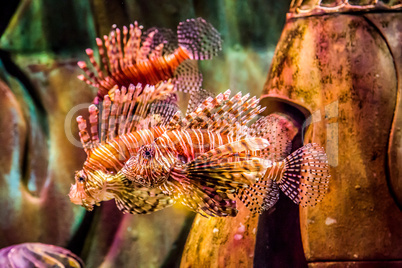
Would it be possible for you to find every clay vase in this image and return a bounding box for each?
[261,1,402,266]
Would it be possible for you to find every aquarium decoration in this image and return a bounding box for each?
[0,243,84,268]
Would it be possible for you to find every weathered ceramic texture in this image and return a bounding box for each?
[309,261,402,267]
[289,0,402,17]
[261,12,402,261]
[0,243,84,268]
[180,202,258,268]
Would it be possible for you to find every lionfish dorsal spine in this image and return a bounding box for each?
[100,95,111,143]
[107,89,120,141]
[77,116,92,154]
[85,48,104,80]
[122,84,139,134]
[96,37,111,76]
[138,30,157,62]
[118,86,131,136]
[88,104,100,146]
[166,89,263,139]
[77,61,99,89]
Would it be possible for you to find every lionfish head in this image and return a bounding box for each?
[69,170,107,211]
[121,143,171,188]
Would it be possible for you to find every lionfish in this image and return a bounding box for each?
[69,82,330,217]
[69,81,178,213]
[77,17,221,103]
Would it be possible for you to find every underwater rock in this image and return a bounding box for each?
[0,243,84,268]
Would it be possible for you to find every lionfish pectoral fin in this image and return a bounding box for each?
[249,114,293,162]
[162,168,238,217]
[276,143,330,207]
[114,188,174,214]
[173,60,203,95]
[142,27,177,55]
[177,17,222,60]
[236,179,280,214]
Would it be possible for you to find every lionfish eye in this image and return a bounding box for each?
[78,177,85,183]
[141,145,154,159]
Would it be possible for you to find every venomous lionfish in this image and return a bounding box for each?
[69,81,178,213]
[69,83,330,217]
[77,17,221,103]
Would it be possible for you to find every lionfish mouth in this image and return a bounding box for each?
[68,184,94,211]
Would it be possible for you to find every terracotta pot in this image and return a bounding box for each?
[261,2,402,266]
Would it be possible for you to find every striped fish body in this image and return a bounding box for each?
[83,126,167,174]
[156,129,247,162]
[121,129,269,188]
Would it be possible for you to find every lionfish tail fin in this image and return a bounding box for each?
[250,114,293,162]
[278,143,330,207]
[177,17,222,60]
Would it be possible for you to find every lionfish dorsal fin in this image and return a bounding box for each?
[77,81,177,152]
[160,168,238,217]
[186,87,214,115]
[77,115,92,155]
[169,90,263,136]
[164,89,227,131]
